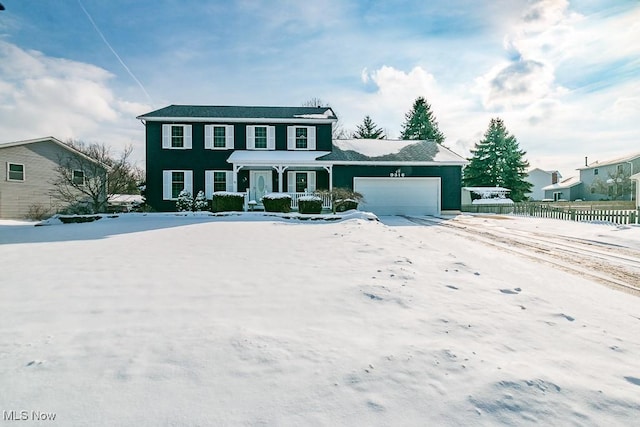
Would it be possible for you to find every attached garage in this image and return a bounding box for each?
[354,177,441,216]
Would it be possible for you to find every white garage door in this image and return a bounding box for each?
[354,177,441,216]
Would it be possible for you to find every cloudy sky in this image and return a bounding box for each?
[1,0,638,177]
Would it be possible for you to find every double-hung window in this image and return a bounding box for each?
[246,126,275,150]
[162,125,192,149]
[204,170,234,198]
[287,126,316,150]
[162,170,193,200]
[7,163,24,181]
[205,125,234,149]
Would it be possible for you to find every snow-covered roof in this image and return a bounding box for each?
[630,172,640,181]
[578,152,640,170]
[227,150,331,165]
[462,187,511,193]
[319,139,466,164]
[542,176,582,190]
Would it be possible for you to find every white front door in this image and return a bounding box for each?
[251,171,272,203]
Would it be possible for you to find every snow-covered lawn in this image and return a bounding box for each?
[1,213,639,426]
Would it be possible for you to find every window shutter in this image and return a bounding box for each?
[184,125,192,149]
[226,171,234,192]
[184,170,193,194]
[287,171,295,193]
[162,125,171,149]
[267,126,276,150]
[246,126,255,150]
[308,127,316,150]
[204,125,213,149]
[205,171,214,198]
[287,126,295,150]
[308,171,316,192]
[226,125,235,149]
[163,171,173,200]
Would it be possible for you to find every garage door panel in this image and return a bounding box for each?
[354,177,440,216]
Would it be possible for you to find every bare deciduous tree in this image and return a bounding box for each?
[301,97,348,139]
[51,140,142,213]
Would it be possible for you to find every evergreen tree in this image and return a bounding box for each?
[463,118,532,202]
[193,190,208,211]
[176,189,194,211]
[400,97,445,143]
[352,115,386,139]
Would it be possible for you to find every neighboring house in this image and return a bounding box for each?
[0,137,107,219]
[526,168,561,201]
[578,153,640,201]
[137,105,467,216]
[630,173,640,209]
[542,176,583,201]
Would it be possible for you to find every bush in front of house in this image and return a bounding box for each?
[176,189,194,211]
[298,195,323,214]
[212,192,244,212]
[193,190,208,211]
[263,193,291,213]
[335,198,359,212]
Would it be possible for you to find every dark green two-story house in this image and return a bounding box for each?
[137,105,466,215]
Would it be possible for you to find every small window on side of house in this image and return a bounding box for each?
[73,170,85,185]
[7,163,25,181]
[617,164,624,174]
[594,168,598,176]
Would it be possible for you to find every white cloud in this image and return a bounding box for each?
[0,41,149,164]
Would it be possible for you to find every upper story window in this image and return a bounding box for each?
[162,124,192,150]
[287,126,316,150]
[7,163,24,181]
[246,125,275,150]
[617,164,624,174]
[72,170,85,186]
[205,125,234,149]
[594,168,599,175]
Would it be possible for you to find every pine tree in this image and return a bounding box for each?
[352,115,385,139]
[193,190,208,211]
[463,118,532,202]
[176,189,194,211]
[400,97,445,143]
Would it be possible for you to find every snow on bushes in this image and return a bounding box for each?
[263,193,291,213]
[212,192,245,212]
[298,195,323,214]
[176,190,194,212]
[193,190,209,211]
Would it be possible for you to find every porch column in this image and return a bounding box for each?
[233,164,243,192]
[275,165,286,193]
[323,165,333,191]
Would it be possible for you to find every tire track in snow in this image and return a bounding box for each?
[402,216,640,295]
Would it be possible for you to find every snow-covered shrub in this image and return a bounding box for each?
[212,192,244,212]
[298,195,323,214]
[193,190,209,211]
[176,189,194,212]
[335,199,359,212]
[262,193,291,213]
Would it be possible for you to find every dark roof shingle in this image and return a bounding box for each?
[137,105,337,120]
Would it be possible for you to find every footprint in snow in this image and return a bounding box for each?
[446,285,459,290]
[624,376,640,386]
[364,292,383,301]
[499,288,521,294]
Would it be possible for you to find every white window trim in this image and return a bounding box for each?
[246,125,276,150]
[205,170,234,198]
[205,125,235,150]
[162,124,193,150]
[287,126,316,151]
[162,170,193,200]
[287,171,316,193]
[7,162,25,182]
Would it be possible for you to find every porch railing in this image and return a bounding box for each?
[244,191,332,210]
